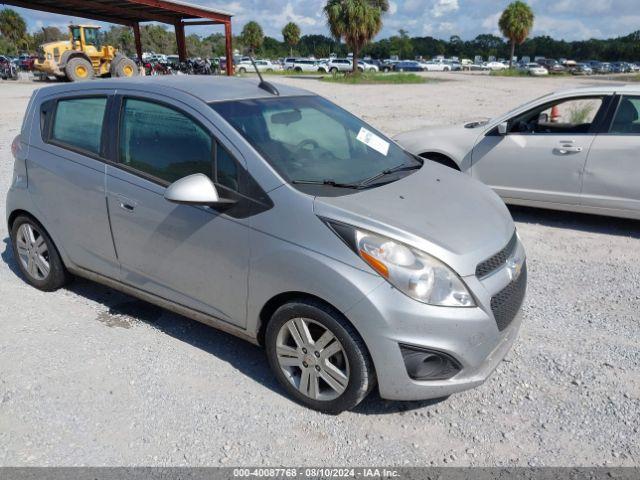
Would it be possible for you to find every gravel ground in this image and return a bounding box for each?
[0,73,638,467]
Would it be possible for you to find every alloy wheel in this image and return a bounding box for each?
[275,317,350,401]
[16,223,50,281]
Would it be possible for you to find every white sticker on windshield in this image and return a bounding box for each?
[356,127,390,156]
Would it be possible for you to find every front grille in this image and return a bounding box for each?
[490,263,527,331]
[476,232,517,279]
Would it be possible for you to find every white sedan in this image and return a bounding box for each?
[419,61,452,72]
[521,62,548,76]
[236,60,281,73]
[485,61,507,71]
[394,86,640,220]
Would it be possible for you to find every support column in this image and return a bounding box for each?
[224,21,233,76]
[175,22,187,62]
[133,22,142,62]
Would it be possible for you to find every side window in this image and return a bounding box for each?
[51,97,107,155]
[119,98,213,184]
[215,144,239,191]
[610,96,640,134]
[509,97,604,134]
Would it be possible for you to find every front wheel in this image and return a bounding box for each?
[265,300,375,414]
[65,57,94,82]
[10,216,69,291]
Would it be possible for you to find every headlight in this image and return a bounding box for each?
[325,221,475,307]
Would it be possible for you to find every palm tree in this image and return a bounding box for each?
[241,21,264,55]
[0,9,27,50]
[282,22,301,57]
[324,0,389,73]
[498,1,534,69]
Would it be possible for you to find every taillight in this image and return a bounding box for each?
[11,134,21,159]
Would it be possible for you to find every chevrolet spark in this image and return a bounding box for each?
[7,76,526,413]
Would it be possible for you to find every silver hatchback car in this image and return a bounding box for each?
[6,76,526,413]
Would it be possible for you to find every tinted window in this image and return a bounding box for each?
[52,97,107,155]
[119,99,212,183]
[216,144,239,191]
[610,96,640,134]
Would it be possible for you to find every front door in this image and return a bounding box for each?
[582,95,640,215]
[471,95,609,205]
[105,95,250,327]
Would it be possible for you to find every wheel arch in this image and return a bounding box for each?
[59,50,91,69]
[418,151,461,171]
[258,291,346,346]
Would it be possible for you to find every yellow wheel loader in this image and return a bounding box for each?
[34,25,138,82]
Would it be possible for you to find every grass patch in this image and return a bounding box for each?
[320,72,430,84]
[489,69,530,77]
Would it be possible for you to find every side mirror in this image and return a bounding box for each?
[497,121,508,135]
[164,173,234,206]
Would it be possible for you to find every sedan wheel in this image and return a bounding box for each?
[265,300,375,413]
[11,216,69,291]
[16,223,50,281]
[276,317,350,401]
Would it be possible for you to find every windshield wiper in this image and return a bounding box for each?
[292,179,362,189]
[357,161,423,187]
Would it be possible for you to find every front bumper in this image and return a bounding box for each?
[345,241,526,401]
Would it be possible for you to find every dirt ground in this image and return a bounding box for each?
[0,72,638,467]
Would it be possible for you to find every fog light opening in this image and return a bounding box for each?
[400,344,461,381]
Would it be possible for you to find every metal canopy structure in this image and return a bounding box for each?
[3,0,234,75]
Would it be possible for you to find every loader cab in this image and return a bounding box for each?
[70,25,102,51]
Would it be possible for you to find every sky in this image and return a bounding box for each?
[7,0,640,42]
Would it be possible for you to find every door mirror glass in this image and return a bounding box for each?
[538,112,549,124]
[497,121,508,135]
[164,173,224,206]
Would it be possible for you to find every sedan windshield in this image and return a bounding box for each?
[210,96,419,189]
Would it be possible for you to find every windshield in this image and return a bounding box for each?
[210,96,419,188]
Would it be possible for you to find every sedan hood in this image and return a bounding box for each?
[313,161,514,277]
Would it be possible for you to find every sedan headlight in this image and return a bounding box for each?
[325,221,475,307]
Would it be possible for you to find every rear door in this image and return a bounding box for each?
[28,90,119,278]
[581,95,640,215]
[104,92,252,327]
[471,95,611,205]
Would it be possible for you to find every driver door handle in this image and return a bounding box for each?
[557,146,583,154]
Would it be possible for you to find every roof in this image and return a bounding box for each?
[35,76,313,103]
[4,0,233,26]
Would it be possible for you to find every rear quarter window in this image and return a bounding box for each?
[50,97,107,155]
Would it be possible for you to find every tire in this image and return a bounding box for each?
[65,57,94,82]
[10,215,69,292]
[114,57,138,78]
[330,67,338,74]
[238,67,246,74]
[265,299,376,414]
[294,67,302,72]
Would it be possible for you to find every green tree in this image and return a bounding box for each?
[241,21,264,55]
[0,8,27,51]
[498,0,535,68]
[282,21,301,57]
[324,0,389,72]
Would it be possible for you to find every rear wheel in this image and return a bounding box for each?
[238,67,247,74]
[65,57,94,82]
[265,299,375,414]
[10,216,69,291]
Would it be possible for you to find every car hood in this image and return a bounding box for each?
[313,161,514,277]
[393,123,485,168]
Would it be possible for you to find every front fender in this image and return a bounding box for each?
[245,231,385,336]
